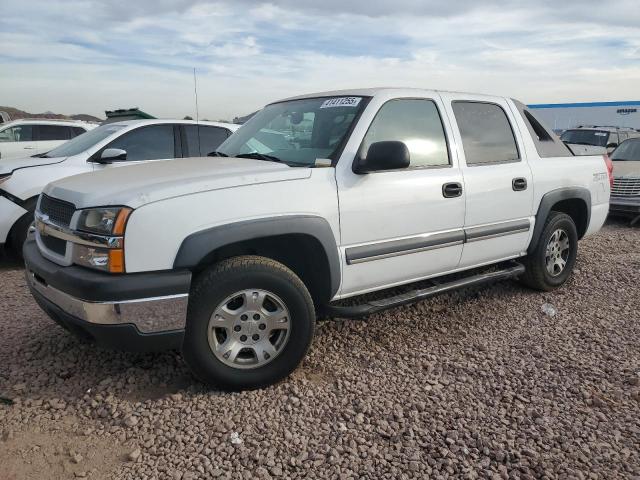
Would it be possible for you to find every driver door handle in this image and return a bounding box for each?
[442,182,463,198]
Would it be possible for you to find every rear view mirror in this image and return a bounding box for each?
[354,141,410,174]
[97,148,127,163]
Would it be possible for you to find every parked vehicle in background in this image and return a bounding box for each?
[560,125,640,156]
[0,119,95,160]
[23,88,610,390]
[609,138,640,225]
[0,119,238,257]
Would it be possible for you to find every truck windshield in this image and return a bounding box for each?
[560,129,610,147]
[611,139,640,161]
[216,96,369,166]
[42,125,125,158]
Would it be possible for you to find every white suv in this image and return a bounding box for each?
[0,119,239,257]
[0,119,95,160]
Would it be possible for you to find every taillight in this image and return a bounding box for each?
[603,154,614,188]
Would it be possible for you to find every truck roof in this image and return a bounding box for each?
[278,87,507,103]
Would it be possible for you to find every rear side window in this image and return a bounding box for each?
[37,125,71,141]
[452,102,519,165]
[183,125,230,157]
[107,124,176,161]
[609,132,619,146]
[199,126,229,156]
[360,99,450,167]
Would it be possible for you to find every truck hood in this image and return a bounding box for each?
[613,160,640,177]
[0,155,67,175]
[44,156,313,209]
[565,143,606,156]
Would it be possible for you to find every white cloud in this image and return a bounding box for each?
[0,0,638,120]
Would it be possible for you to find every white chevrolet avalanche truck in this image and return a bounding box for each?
[23,88,611,390]
[0,119,238,258]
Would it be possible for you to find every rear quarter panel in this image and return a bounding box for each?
[507,99,610,237]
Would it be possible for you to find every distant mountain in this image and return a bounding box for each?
[0,106,102,123]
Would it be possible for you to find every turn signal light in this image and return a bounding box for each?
[108,249,125,273]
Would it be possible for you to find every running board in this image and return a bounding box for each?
[324,262,525,318]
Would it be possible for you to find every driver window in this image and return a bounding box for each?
[361,99,450,168]
[0,126,34,143]
[107,125,175,161]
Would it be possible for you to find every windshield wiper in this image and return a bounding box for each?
[207,151,229,157]
[235,152,282,163]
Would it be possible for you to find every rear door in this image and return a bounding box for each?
[336,95,465,297]
[34,124,72,154]
[440,94,534,268]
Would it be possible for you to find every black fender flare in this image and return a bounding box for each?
[173,215,342,297]
[528,187,591,254]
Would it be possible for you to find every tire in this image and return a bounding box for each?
[182,255,315,390]
[8,210,35,261]
[520,211,578,291]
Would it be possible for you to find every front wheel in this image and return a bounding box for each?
[182,256,315,390]
[520,211,578,291]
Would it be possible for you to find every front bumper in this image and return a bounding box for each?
[23,239,192,352]
[609,196,640,216]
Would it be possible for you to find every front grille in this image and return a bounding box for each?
[612,177,640,197]
[41,235,67,256]
[39,194,76,227]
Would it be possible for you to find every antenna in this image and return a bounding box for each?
[193,67,200,123]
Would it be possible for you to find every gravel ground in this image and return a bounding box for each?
[1,220,639,480]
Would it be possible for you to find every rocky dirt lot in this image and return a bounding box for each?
[1,220,639,480]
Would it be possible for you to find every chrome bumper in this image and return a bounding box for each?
[27,270,188,334]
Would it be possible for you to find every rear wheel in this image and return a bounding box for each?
[182,256,315,390]
[520,211,578,291]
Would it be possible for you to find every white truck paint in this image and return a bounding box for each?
[25,88,611,389]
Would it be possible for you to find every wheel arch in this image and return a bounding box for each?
[6,194,39,251]
[528,187,591,254]
[173,215,341,304]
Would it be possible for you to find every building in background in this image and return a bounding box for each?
[528,101,640,133]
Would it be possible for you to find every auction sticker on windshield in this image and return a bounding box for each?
[320,97,362,108]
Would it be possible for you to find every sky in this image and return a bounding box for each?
[1,0,639,120]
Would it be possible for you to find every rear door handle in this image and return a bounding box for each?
[23,146,35,150]
[512,177,528,191]
[442,182,463,198]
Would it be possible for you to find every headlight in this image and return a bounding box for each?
[77,207,131,235]
[73,207,131,273]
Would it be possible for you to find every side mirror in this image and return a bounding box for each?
[606,142,618,152]
[97,148,127,163]
[354,141,410,174]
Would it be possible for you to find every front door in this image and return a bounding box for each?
[336,95,465,297]
[440,93,534,268]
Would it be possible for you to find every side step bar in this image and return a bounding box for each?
[324,262,525,318]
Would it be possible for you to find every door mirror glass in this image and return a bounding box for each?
[354,141,410,173]
[99,148,127,162]
[606,142,618,153]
